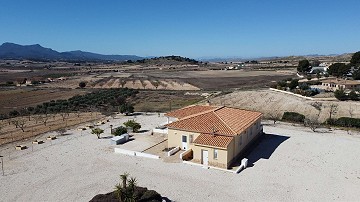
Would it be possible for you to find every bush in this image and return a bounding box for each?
[277,80,287,88]
[113,126,127,136]
[120,103,134,115]
[333,117,360,128]
[348,90,358,101]
[79,81,86,88]
[288,79,299,90]
[334,89,347,101]
[123,120,141,132]
[282,112,305,123]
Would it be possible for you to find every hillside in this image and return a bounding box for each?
[0,42,143,62]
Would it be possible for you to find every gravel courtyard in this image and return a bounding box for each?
[1,114,360,202]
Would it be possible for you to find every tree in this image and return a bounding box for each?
[39,114,49,126]
[267,110,282,124]
[123,120,141,132]
[120,80,127,88]
[91,128,104,139]
[79,81,86,88]
[352,69,360,80]
[120,103,134,115]
[56,128,66,136]
[316,72,321,80]
[327,63,350,78]
[288,79,299,90]
[350,51,360,65]
[334,89,347,101]
[113,126,127,136]
[311,60,321,67]
[348,104,355,118]
[297,60,311,73]
[328,103,338,120]
[9,110,19,117]
[151,80,161,90]
[12,118,27,132]
[304,116,321,132]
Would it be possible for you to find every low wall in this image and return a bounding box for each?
[180,149,193,160]
[167,146,180,156]
[114,148,136,156]
[135,152,160,159]
[152,128,168,134]
[269,88,314,100]
[114,148,160,159]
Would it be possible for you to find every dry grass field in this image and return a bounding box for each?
[209,89,360,122]
[132,91,204,112]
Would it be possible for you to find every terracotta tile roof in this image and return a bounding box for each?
[214,107,262,134]
[193,133,233,149]
[166,110,235,135]
[164,105,218,119]
[166,105,262,136]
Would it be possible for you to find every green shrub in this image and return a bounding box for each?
[334,117,360,128]
[282,112,305,123]
[123,120,141,132]
[113,126,127,136]
[334,89,347,101]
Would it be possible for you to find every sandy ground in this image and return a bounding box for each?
[1,114,360,201]
[210,89,360,122]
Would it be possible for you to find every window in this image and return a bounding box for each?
[214,149,218,159]
[182,135,187,143]
[189,134,193,143]
[239,135,242,145]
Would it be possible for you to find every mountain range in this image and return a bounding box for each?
[0,42,143,62]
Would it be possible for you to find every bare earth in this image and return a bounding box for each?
[1,113,360,201]
[210,89,360,122]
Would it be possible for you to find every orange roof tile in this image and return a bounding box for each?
[166,105,262,136]
[193,133,233,149]
[214,107,262,134]
[164,105,218,119]
[166,111,235,135]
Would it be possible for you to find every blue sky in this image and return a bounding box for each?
[0,0,359,58]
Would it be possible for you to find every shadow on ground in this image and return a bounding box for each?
[230,133,289,169]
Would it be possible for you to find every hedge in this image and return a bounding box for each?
[282,112,305,123]
[329,117,360,128]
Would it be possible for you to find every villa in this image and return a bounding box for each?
[321,79,360,91]
[165,105,263,169]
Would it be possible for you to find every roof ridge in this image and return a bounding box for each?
[177,106,222,120]
[212,109,237,135]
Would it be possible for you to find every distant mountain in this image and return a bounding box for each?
[0,42,143,61]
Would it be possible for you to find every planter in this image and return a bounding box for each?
[32,140,45,144]
[15,145,27,150]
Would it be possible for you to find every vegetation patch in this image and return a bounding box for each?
[282,112,306,123]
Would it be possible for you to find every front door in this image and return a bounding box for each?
[182,135,188,150]
[202,150,209,166]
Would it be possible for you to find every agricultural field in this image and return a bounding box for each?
[0,88,87,114]
[0,112,103,145]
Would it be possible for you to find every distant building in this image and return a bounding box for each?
[321,79,360,91]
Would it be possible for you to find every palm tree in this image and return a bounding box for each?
[115,172,137,202]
